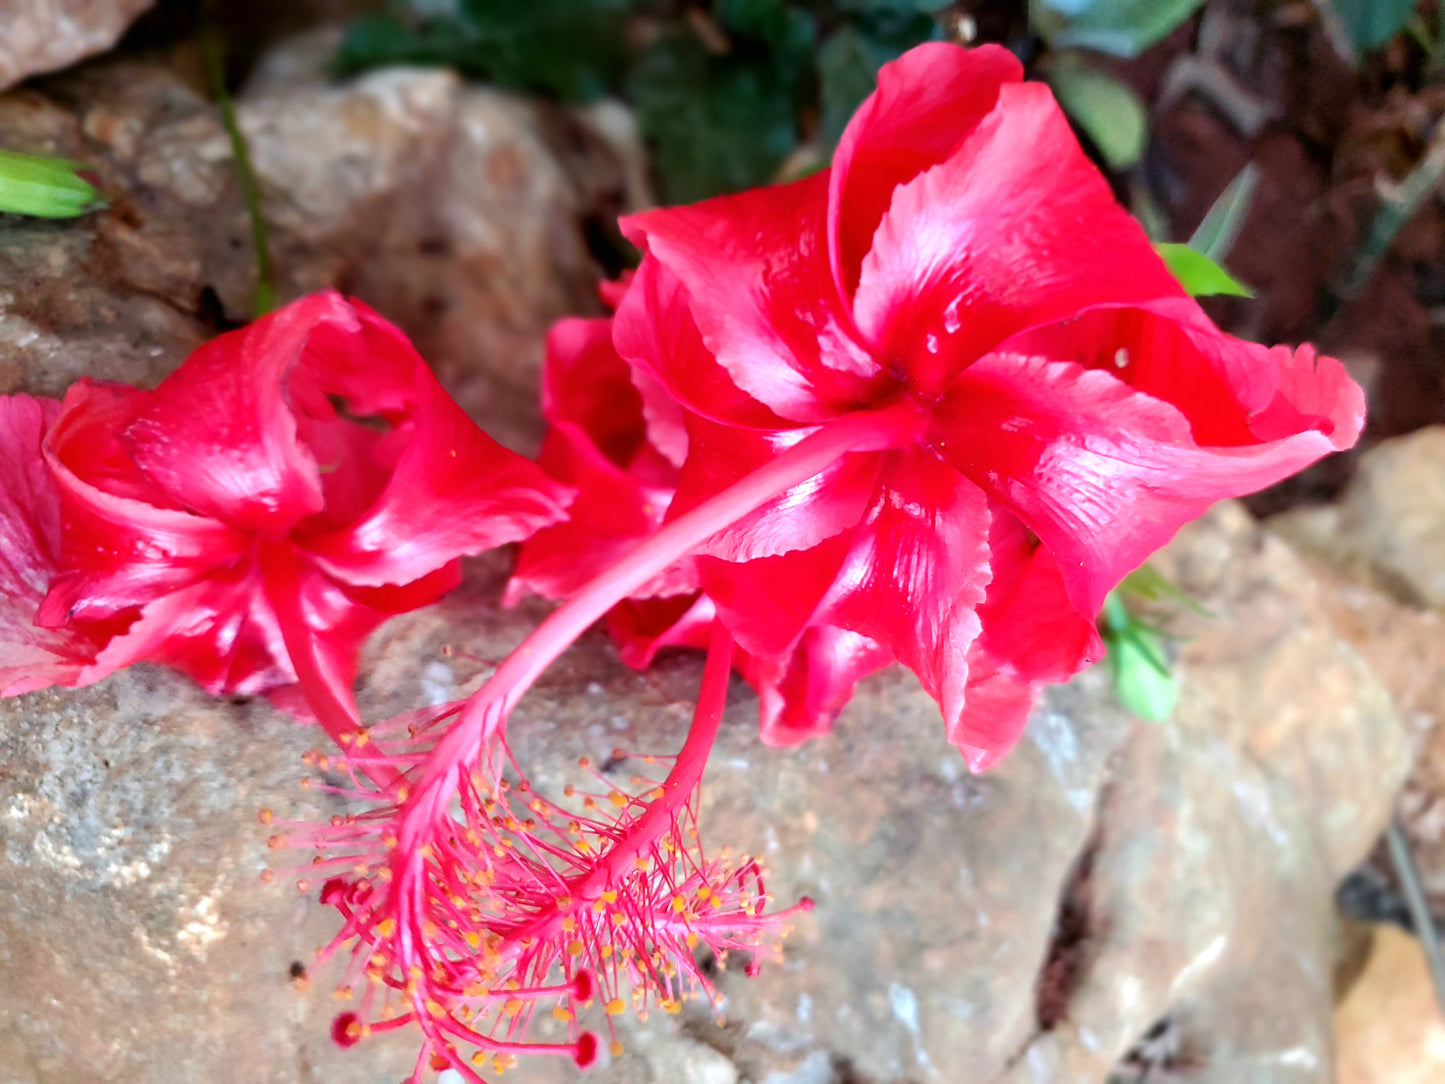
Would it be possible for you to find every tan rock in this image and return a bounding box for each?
[1336,925,1445,1084]
[0,0,153,91]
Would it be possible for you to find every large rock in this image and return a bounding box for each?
[999,502,1409,1084]
[0,0,153,91]
[1270,430,1445,915]
[0,503,1409,1083]
[1,38,627,451]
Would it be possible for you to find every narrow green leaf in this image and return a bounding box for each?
[1189,162,1259,262]
[0,150,102,219]
[1155,242,1253,297]
[1047,61,1147,170]
[1118,564,1212,617]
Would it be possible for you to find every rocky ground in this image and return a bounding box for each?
[2,3,1445,1083]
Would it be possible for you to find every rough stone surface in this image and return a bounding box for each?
[1000,502,1409,1084]
[0,503,1410,1083]
[1270,430,1445,917]
[0,0,153,91]
[1272,427,1445,609]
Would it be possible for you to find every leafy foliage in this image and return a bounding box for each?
[1030,0,1205,58]
[1328,0,1418,54]
[1100,592,1179,722]
[336,0,944,202]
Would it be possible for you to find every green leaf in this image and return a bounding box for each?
[1154,242,1253,297]
[818,26,889,148]
[1107,624,1179,721]
[1327,0,1417,53]
[836,0,946,13]
[1031,0,1205,58]
[1046,59,1147,170]
[336,0,630,102]
[626,32,799,202]
[1189,162,1259,262]
[0,150,103,219]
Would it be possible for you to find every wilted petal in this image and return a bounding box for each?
[829,41,1021,298]
[623,174,884,424]
[852,82,1182,396]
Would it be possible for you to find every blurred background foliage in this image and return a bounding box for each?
[334,0,1427,206]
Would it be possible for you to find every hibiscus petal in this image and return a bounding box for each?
[606,593,715,671]
[123,293,338,532]
[612,256,778,448]
[298,300,573,587]
[740,626,893,748]
[950,661,1038,774]
[670,414,884,562]
[0,395,103,695]
[829,41,1022,299]
[622,175,884,424]
[935,351,1359,618]
[697,533,854,661]
[944,507,1103,770]
[40,380,247,628]
[819,449,991,735]
[509,317,695,604]
[852,82,1183,397]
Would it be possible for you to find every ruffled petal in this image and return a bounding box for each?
[606,593,715,671]
[298,299,573,588]
[622,174,885,424]
[829,41,1022,299]
[852,82,1183,397]
[946,507,1103,771]
[670,413,884,563]
[0,395,105,695]
[509,317,694,604]
[821,448,992,736]
[612,257,777,447]
[123,294,337,533]
[40,380,248,628]
[934,349,1360,618]
[741,626,893,748]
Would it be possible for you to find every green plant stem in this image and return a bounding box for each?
[200,22,275,317]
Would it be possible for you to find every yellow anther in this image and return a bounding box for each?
[610,1041,624,1058]
[606,998,626,1015]
[375,918,396,938]
[567,940,584,957]
[608,791,627,808]
[671,895,686,914]
[552,1006,573,1022]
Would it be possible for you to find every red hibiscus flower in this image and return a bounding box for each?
[613,42,1364,769]
[508,300,892,746]
[0,292,570,750]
